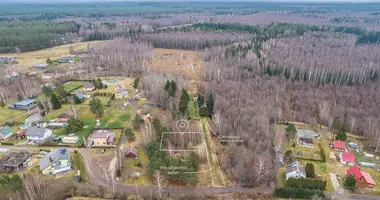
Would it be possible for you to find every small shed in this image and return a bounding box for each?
[125,147,138,158]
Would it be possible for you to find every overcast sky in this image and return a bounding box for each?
[4,0,380,2]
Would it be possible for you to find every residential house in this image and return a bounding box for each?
[0,151,33,172]
[125,147,138,158]
[88,130,115,147]
[346,165,376,188]
[285,161,306,180]
[56,57,74,63]
[20,113,44,130]
[332,140,346,151]
[348,142,362,152]
[26,126,52,142]
[32,63,48,70]
[115,89,129,99]
[83,82,95,91]
[8,99,37,110]
[0,126,13,140]
[40,148,71,176]
[298,137,313,146]
[340,152,356,166]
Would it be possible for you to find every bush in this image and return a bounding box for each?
[305,163,315,178]
[274,187,324,199]
[286,177,326,190]
[344,174,357,191]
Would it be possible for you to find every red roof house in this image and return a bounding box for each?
[346,165,376,188]
[340,152,356,166]
[333,140,346,150]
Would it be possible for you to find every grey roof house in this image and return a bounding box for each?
[40,148,71,176]
[83,82,95,91]
[26,126,53,142]
[8,99,37,111]
[56,57,74,63]
[0,151,33,172]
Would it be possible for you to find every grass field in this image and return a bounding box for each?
[146,48,201,94]
[0,41,104,71]
[64,81,83,92]
[71,152,88,183]
[123,147,151,186]
[0,107,31,124]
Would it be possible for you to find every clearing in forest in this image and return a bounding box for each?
[146,48,202,94]
[0,41,104,72]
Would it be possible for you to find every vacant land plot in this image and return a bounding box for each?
[122,147,151,186]
[0,107,31,124]
[64,81,83,92]
[0,41,104,71]
[146,48,201,94]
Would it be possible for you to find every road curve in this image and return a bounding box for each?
[6,145,380,199]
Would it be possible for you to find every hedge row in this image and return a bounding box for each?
[297,143,326,162]
[287,177,326,190]
[274,187,324,199]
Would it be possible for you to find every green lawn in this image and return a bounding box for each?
[188,100,201,120]
[0,107,31,124]
[63,81,83,92]
[123,148,151,186]
[71,152,88,182]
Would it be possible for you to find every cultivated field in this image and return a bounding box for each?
[1,41,104,71]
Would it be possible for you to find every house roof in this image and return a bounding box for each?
[361,171,376,185]
[24,113,43,124]
[57,57,73,62]
[347,165,376,185]
[26,126,48,137]
[299,137,313,144]
[75,93,85,99]
[286,161,306,176]
[0,126,13,137]
[107,134,115,143]
[91,130,109,138]
[125,147,138,156]
[0,151,32,168]
[33,63,48,68]
[333,140,346,149]
[117,89,129,96]
[83,82,94,89]
[15,99,36,106]
[40,148,70,170]
[342,152,356,163]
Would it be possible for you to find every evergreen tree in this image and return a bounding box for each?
[89,98,103,117]
[344,174,357,191]
[66,118,84,133]
[0,100,5,107]
[42,85,53,97]
[197,94,204,107]
[46,58,53,65]
[133,77,139,89]
[170,80,177,96]
[51,93,61,110]
[199,106,209,117]
[178,88,190,116]
[206,93,214,116]
[286,123,297,140]
[305,163,315,178]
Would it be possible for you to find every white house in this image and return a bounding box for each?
[61,136,79,144]
[115,89,129,99]
[285,161,306,180]
[83,82,95,91]
[26,126,52,142]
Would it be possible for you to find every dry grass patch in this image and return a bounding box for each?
[1,41,104,71]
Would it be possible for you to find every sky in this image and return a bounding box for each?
[4,0,380,2]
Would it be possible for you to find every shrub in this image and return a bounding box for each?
[286,177,326,190]
[274,187,324,199]
[344,174,357,191]
[305,163,315,178]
